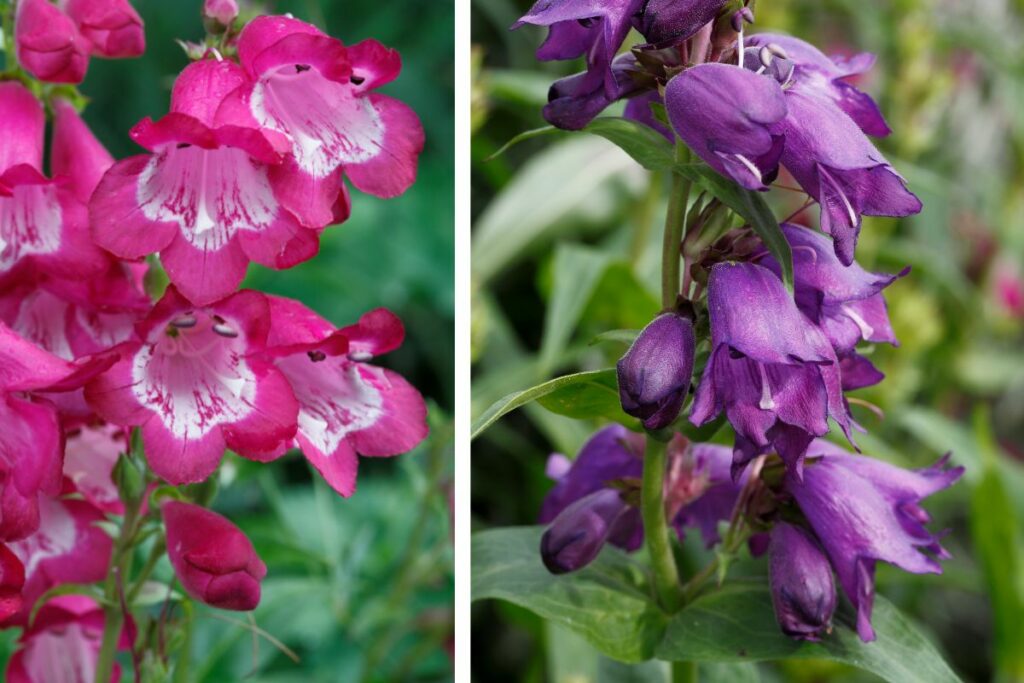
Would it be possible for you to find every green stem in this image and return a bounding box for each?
[172,602,194,683]
[660,146,692,309]
[672,661,699,683]
[642,436,683,613]
[126,537,167,604]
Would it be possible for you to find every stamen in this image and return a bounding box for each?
[349,351,373,362]
[757,363,775,410]
[841,304,875,339]
[791,244,819,263]
[171,315,197,328]
[213,323,238,338]
[759,46,774,68]
[847,397,884,420]
[766,43,789,59]
[731,153,762,182]
[211,48,224,62]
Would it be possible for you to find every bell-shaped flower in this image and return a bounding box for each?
[63,0,145,58]
[14,0,90,83]
[786,440,963,642]
[0,324,114,541]
[8,496,112,625]
[85,287,299,485]
[163,501,267,611]
[541,488,635,574]
[690,262,852,478]
[0,85,111,288]
[263,297,429,497]
[89,59,328,306]
[229,15,424,200]
[5,596,131,681]
[768,522,837,641]
[513,0,645,100]
[0,544,25,624]
[636,0,727,47]
[665,63,787,191]
[617,311,695,430]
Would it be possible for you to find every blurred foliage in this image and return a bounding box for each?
[471,0,1024,681]
[2,0,454,680]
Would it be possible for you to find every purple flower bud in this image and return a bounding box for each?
[786,441,963,641]
[543,54,642,130]
[690,262,852,478]
[769,523,837,641]
[540,489,632,573]
[637,0,728,47]
[617,312,696,430]
[665,63,787,191]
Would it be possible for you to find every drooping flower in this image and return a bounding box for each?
[8,496,113,624]
[0,544,25,623]
[63,0,146,59]
[89,59,328,306]
[513,0,645,100]
[665,63,787,191]
[263,296,429,497]
[0,84,111,287]
[5,596,131,682]
[163,501,267,611]
[785,440,963,642]
[85,287,299,485]
[0,324,114,541]
[689,262,852,478]
[229,15,425,200]
[768,522,836,641]
[14,0,91,83]
[617,311,695,430]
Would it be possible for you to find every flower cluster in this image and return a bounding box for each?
[519,0,960,644]
[1,5,428,678]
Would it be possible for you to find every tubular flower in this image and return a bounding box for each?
[14,0,91,83]
[543,53,643,130]
[617,311,695,430]
[8,497,112,625]
[768,522,837,641]
[5,596,131,682]
[689,262,852,479]
[62,0,146,58]
[665,63,787,191]
[263,297,429,497]
[84,287,299,485]
[163,501,267,611]
[230,15,425,200]
[0,324,114,541]
[0,84,111,287]
[785,440,963,642]
[90,59,327,306]
[513,0,645,100]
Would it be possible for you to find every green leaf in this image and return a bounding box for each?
[472,527,667,662]
[536,368,637,425]
[583,118,675,172]
[540,243,612,373]
[471,369,628,440]
[673,163,794,292]
[656,581,962,683]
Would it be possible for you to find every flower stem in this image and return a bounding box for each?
[661,145,692,309]
[672,661,699,683]
[642,436,683,613]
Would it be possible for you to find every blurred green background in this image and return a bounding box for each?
[471,0,1024,681]
[3,0,453,680]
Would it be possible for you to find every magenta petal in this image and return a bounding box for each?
[51,99,115,204]
[221,361,299,460]
[89,155,178,259]
[160,235,250,306]
[170,59,251,127]
[264,295,335,348]
[237,16,329,74]
[267,157,342,228]
[346,94,425,198]
[0,82,45,173]
[338,308,406,357]
[83,349,152,427]
[347,39,402,92]
[235,212,320,272]
[142,417,227,485]
[350,368,428,456]
[300,437,360,496]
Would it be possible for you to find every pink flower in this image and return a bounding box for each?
[0,86,113,287]
[265,297,429,496]
[0,543,25,623]
[62,425,126,513]
[0,324,114,541]
[5,596,131,682]
[14,0,90,83]
[85,286,299,485]
[163,500,267,611]
[90,59,330,305]
[63,0,146,58]
[204,0,239,26]
[8,496,113,625]
[230,15,424,200]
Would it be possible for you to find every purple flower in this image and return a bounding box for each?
[671,442,745,547]
[690,262,852,478]
[541,488,635,573]
[543,53,642,130]
[786,440,963,642]
[769,522,837,641]
[665,63,787,191]
[512,0,644,100]
[636,0,727,47]
[617,312,696,430]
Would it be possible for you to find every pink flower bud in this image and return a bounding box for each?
[163,501,266,611]
[15,0,91,84]
[204,0,239,26]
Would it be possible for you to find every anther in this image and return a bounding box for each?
[308,350,327,362]
[350,74,365,85]
[295,64,311,73]
[731,7,754,32]
[759,46,774,68]
[171,315,197,328]
[213,323,238,338]
[766,43,789,59]
[348,351,373,362]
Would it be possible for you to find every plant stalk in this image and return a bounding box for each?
[661,145,692,309]
[672,660,699,683]
[642,436,683,613]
